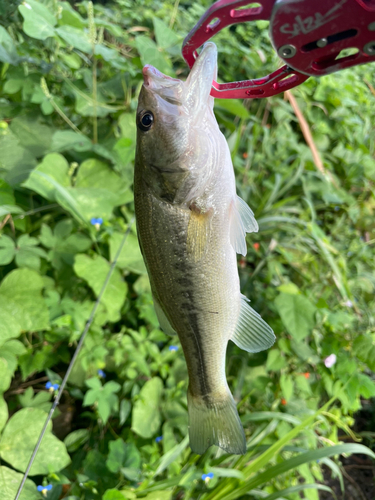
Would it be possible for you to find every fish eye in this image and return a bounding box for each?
[138,111,154,132]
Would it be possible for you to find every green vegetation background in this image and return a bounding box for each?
[0,1,374,499]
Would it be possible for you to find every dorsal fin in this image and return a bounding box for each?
[229,195,258,256]
[231,295,275,352]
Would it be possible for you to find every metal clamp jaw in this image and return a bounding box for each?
[182,0,375,98]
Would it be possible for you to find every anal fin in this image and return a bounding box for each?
[231,295,275,352]
[152,294,177,336]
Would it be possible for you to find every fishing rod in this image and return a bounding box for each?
[14,218,134,500]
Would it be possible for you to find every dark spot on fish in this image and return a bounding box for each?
[207,311,219,314]
[177,277,194,288]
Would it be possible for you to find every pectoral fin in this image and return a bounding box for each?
[152,294,177,336]
[229,196,258,256]
[231,295,275,352]
[187,207,212,262]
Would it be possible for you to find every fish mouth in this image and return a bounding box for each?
[142,65,184,105]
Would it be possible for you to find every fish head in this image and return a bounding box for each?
[135,43,218,204]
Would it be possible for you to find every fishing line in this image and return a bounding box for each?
[14,217,135,500]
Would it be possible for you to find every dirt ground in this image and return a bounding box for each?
[320,400,375,500]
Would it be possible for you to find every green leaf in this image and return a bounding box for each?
[275,292,316,340]
[0,396,8,434]
[74,254,127,322]
[0,26,18,64]
[0,235,15,265]
[353,335,375,371]
[132,377,163,438]
[15,234,48,270]
[75,158,131,203]
[19,1,56,40]
[0,466,39,500]
[103,489,127,500]
[50,131,92,153]
[263,484,334,500]
[154,434,189,476]
[106,439,127,473]
[215,99,250,119]
[280,373,294,402]
[10,116,53,157]
[0,205,24,217]
[110,232,147,274]
[0,268,49,334]
[56,25,92,53]
[135,36,171,75]
[22,153,70,202]
[64,429,90,452]
[0,407,71,475]
[0,358,13,394]
[153,18,180,50]
[119,399,131,425]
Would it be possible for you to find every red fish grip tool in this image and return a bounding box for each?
[182,0,375,99]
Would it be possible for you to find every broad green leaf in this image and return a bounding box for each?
[50,131,92,152]
[135,36,171,75]
[0,358,12,393]
[110,232,146,274]
[0,205,24,217]
[275,292,316,340]
[0,396,8,434]
[0,307,21,348]
[0,466,39,500]
[10,116,53,157]
[280,373,294,402]
[0,234,15,265]
[64,429,90,452]
[15,234,48,270]
[75,158,131,202]
[0,128,37,185]
[0,26,18,64]
[353,335,375,371]
[132,377,163,438]
[103,490,126,500]
[23,153,70,202]
[0,407,71,475]
[119,399,131,425]
[19,1,56,40]
[74,254,127,322]
[153,18,180,50]
[0,268,49,333]
[215,99,250,119]
[56,25,92,53]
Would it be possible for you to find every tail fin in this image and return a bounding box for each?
[187,389,246,455]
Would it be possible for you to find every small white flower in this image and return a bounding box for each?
[344,300,353,308]
[324,354,337,368]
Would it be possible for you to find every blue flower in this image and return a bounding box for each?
[37,484,52,496]
[90,217,103,230]
[334,206,340,211]
[155,436,163,443]
[202,472,214,481]
[169,345,179,352]
[45,382,59,392]
[97,369,106,378]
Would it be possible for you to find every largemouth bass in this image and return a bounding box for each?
[134,42,275,455]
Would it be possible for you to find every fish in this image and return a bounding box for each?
[134,42,275,455]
